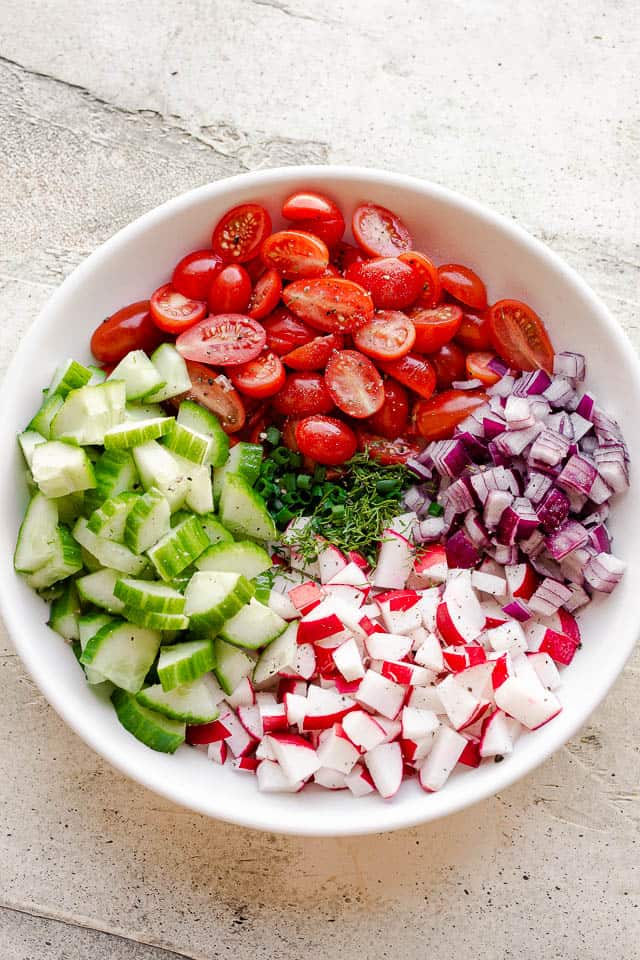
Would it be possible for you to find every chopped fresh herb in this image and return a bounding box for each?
[428,502,444,517]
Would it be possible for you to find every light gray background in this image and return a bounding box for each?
[1,2,639,958]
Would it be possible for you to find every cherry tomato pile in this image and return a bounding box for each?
[91,192,555,467]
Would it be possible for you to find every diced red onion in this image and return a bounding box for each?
[494,423,542,457]
[537,486,570,532]
[519,528,545,557]
[529,397,551,420]
[588,473,612,505]
[452,378,483,390]
[512,369,551,397]
[594,448,629,494]
[430,438,471,478]
[488,357,510,378]
[553,352,586,381]
[580,434,598,455]
[483,415,507,440]
[501,599,532,621]
[455,431,490,463]
[566,488,588,513]
[556,454,597,495]
[457,414,485,437]
[524,471,553,504]
[487,374,517,398]
[592,407,624,442]
[483,489,514,528]
[569,412,592,441]
[414,517,446,543]
[530,553,564,581]
[570,391,595,420]
[546,412,574,438]
[403,485,429,512]
[560,546,592,585]
[469,466,519,504]
[445,529,481,569]
[464,509,490,547]
[583,552,626,593]
[588,523,611,554]
[505,396,535,430]
[563,582,591,612]
[529,577,573,616]
[489,543,519,564]
[445,477,475,514]
[496,497,539,546]
[543,376,576,408]
[528,429,571,468]
[582,501,610,526]
[545,520,589,560]
[489,395,507,414]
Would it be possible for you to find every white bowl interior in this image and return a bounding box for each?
[1,166,638,835]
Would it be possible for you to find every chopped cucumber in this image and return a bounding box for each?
[72,517,148,575]
[81,619,161,693]
[125,401,165,420]
[77,568,126,614]
[48,579,81,640]
[104,417,174,451]
[184,570,254,635]
[121,606,189,631]
[88,365,107,385]
[219,473,276,542]
[31,441,96,498]
[108,350,165,401]
[199,514,233,545]
[78,611,114,684]
[87,491,138,541]
[91,448,139,504]
[177,400,229,467]
[49,358,92,398]
[24,524,83,589]
[14,493,59,573]
[185,464,214,515]
[253,621,298,685]
[136,675,222,723]
[112,688,185,753]
[157,639,215,691]
[219,597,287,650]
[123,487,170,554]
[52,491,86,524]
[18,430,46,469]
[145,344,192,403]
[196,540,272,579]
[28,393,64,439]
[50,381,126,445]
[114,578,185,614]
[132,441,189,511]
[163,421,214,466]
[213,441,262,507]
[213,638,256,695]
[147,515,209,581]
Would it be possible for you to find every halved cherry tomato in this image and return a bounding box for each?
[366,379,409,438]
[353,310,415,361]
[488,299,555,372]
[413,389,487,441]
[322,263,341,278]
[331,241,365,273]
[207,264,252,315]
[261,230,329,280]
[438,264,487,310]
[176,314,266,366]
[281,332,343,371]
[408,303,463,353]
[398,252,441,308]
[377,353,436,400]
[282,417,301,451]
[352,203,412,257]
[262,307,315,355]
[282,190,342,221]
[90,300,163,364]
[295,415,358,465]
[345,257,422,310]
[283,278,374,333]
[292,217,345,248]
[180,360,246,433]
[172,249,222,301]
[324,350,384,419]
[465,351,502,385]
[228,350,286,399]
[272,372,334,416]
[212,203,272,263]
[356,430,424,465]
[149,283,207,334]
[428,342,467,389]
[244,256,267,283]
[247,269,282,320]
[455,309,493,350]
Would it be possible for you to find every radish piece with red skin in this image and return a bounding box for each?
[266,733,321,782]
[186,718,230,745]
[288,580,324,614]
[225,677,255,709]
[471,570,507,597]
[458,739,482,767]
[401,706,439,741]
[234,755,260,774]
[494,675,562,729]
[527,652,562,690]
[237,704,263,740]
[344,764,376,796]
[284,692,308,727]
[356,669,406,719]
[485,620,527,654]
[539,628,579,665]
[318,543,348,584]
[302,685,357,730]
[377,660,434,686]
[371,528,415,591]
[419,725,467,792]
[297,610,349,646]
[277,678,307,700]
[454,662,495,701]
[364,741,404,799]
[259,701,288,733]
[207,740,228,764]
[314,767,348,789]
[316,724,360,774]
[326,560,370,589]
[256,759,304,793]
[437,674,490,730]
[413,629,445,673]
[332,637,365,681]
[218,709,258,758]
[408,685,443,714]
[479,709,515,758]
[341,709,388,753]
[364,631,413,661]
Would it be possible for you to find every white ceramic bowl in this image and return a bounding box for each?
[2,166,638,836]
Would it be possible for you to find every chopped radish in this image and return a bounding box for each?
[375,715,403,742]
[400,736,435,763]
[458,738,481,767]
[332,637,365,681]
[237,704,263,740]
[186,717,231,745]
[539,628,579,665]
[344,763,375,796]
[417,588,441,631]
[342,709,388,752]
[527,652,561,690]
[316,724,360,773]
[480,599,509,628]
[418,725,466,791]
[225,677,255,709]
[379,600,423,635]
[479,709,515,757]
[324,583,367,608]
[284,692,308,727]
[318,543,348,584]
[356,669,406,719]
[268,589,300,620]
[266,733,321,782]
[505,562,537,600]
[292,642,316,679]
[494,675,562,729]
[413,629,445,672]
[259,700,288,733]
[377,660,434,686]
[364,741,403,798]
[218,709,258,758]
[256,759,304,793]
[408,685,443,714]
[365,631,413,661]
[234,755,259,773]
[372,528,415,590]
[288,580,324,614]
[471,570,507,597]
[314,767,348,789]
[303,685,357,730]
[454,662,495,701]
[327,560,370,588]
[437,675,489,730]
[523,618,549,652]
[401,706,439,741]
[485,620,527,653]
[207,740,228,764]
[408,544,448,587]
[255,737,277,760]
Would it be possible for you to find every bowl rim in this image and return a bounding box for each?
[2,164,639,836]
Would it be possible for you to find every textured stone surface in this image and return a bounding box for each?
[1,2,639,958]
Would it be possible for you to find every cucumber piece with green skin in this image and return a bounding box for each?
[50,381,126,445]
[78,611,114,684]
[24,525,83,589]
[52,491,86,524]
[136,675,222,723]
[252,571,272,606]
[163,421,214,466]
[177,400,229,468]
[28,393,65,439]
[88,365,106,385]
[123,487,170,554]
[18,430,46,469]
[108,350,165,401]
[122,605,190,631]
[14,493,59,573]
[145,344,192,403]
[213,441,262,507]
[77,568,126,614]
[132,441,189,512]
[219,473,277,542]
[48,579,81,640]
[169,454,214,515]
[146,515,209,581]
[104,417,174,451]
[81,620,161,693]
[199,514,233,545]
[49,359,93,398]
[87,491,139,541]
[196,540,272,579]
[111,688,185,753]
[184,570,255,635]
[157,639,215,691]
[31,441,96,498]
[125,401,165,420]
[72,518,148,576]
[253,621,299,685]
[219,598,287,650]
[114,578,185,614]
[91,448,139,505]
[213,638,256,695]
